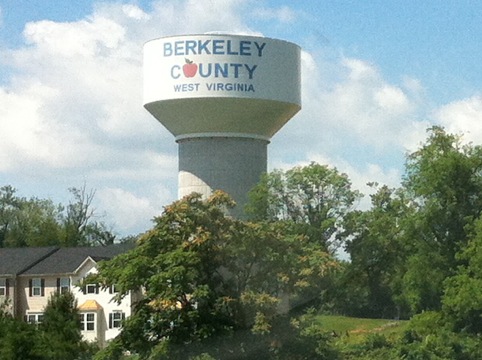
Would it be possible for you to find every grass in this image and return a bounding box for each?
[314,314,408,344]
[119,314,410,358]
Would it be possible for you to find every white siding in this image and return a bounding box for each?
[16,258,136,348]
[73,259,134,347]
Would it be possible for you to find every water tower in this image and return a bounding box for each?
[143,34,301,217]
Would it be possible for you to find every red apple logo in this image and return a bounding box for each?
[183,58,198,78]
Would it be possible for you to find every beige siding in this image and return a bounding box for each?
[18,276,59,314]
[0,277,14,315]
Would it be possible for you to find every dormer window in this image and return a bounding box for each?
[86,284,98,294]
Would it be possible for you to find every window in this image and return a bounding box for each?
[85,284,98,294]
[0,279,5,296]
[26,313,44,324]
[80,312,95,331]
[29,278,44,297]
[109,311,125,329]
[57,277,70,294]
[109,284,119,294]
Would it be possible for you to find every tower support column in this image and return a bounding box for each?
[177,136,268,219]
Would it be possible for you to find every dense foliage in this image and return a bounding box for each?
[0,184,121,247]
[319,127,482,321]
[320,127,482,359]
[92,191,337,359]
[246,162,361,252]
[4,126,482,358]
[0,292,95,360]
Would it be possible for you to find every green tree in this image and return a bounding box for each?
[63,185,116,247]
[335,184,413,318]
[322,127,482,318]
[246,162,361,252]
[93,191,337,359]
[0,186,64,248]
[0,292,95,360]
[0,184,115,248]
[7,198,64,247]
[401,126,482,313]
[36,291,92,359]
[62,185,96,246]
[442,215,482,334]
[0,185,22,247]
[0,300,42,360]
[404,127,482,259]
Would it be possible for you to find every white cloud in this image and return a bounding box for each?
[0,84,49,170]
[402,76,425,95]
[0,82,102,170]
[322,58,417,146]
[96,187,169,234]
[273,53,427,172]
[23,18,125,58]
[121,4,150,20]
[343,58,378,82]
[374,85,410,112]
[435,95,482,145]
[90,151,178,182]
[253,6,297,23]
[399,119,432,154]
[143,0,256,36]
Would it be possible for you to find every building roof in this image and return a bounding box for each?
[20,243,133,276]
[78,299,103,311]
[0,246,59,276]
[0,243,133,277]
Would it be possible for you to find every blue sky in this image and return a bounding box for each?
[1,0,482,236]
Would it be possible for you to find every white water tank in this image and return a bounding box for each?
[143,34,301,217]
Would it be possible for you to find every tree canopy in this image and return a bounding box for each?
[0,292,94,360]
[246,162,361,252]
[93,191,337,359]
[0,184,118,247]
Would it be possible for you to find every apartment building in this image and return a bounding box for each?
[0,244,136,347]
